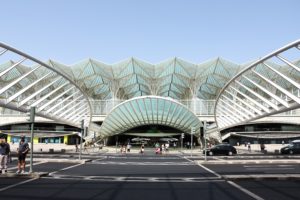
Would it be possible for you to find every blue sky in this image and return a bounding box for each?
[1,0,299,64]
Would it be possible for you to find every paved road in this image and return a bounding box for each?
[203,163,300,175]
[0,153,300,200]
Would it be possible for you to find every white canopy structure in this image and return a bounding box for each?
[0,42,96,130]
[214,39,300,131]
[99,96,202,137]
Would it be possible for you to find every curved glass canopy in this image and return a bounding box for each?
[22,57,243,100]
[99,96,202,137]
[215,39,300,130]
[0,42,93,129]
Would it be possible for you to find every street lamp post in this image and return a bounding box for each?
[181,133,184,153]
[191,127,195,157]
[204,121,207,161]
[29,107,35,173]
[79,120,84,160]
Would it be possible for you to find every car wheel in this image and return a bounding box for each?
[228,151,233,156]
[289,150,294,155]
[209,151,213,156]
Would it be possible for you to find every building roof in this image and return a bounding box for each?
[1,57,247,100]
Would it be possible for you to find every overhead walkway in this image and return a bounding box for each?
[214,40,300,135]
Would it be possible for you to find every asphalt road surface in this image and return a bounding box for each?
[0,152,300,200]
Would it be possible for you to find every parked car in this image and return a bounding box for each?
[203,143,237,156]
[280,140,300,154]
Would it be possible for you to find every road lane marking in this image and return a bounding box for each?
[49,163,84,176]
[7,161,47,171]
[0,178,38,192]
[227,180,264,200]
[104,156,183,159]
[246,168,294,170]
[44,175,224,183]
[89,161,194,165]
[181,155,222,178]
[180,154,265,200]
[243,164,295,171]
[243,165,294,168]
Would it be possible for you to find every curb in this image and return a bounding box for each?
[32,158,91,164]
[0,172,49,178]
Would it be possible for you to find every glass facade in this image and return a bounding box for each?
[100,96,202,137]
[1,39,300,142]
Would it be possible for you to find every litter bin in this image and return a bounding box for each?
[274,149,279,154]
[49,148,54,153]
[61,149,66,153]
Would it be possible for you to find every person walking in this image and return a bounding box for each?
[16,136,30,174]
[0,137,10,174]
[247,142,251,152]
[260,143,265,152]
[126,143,131,153]
[75,144,79,152]
[140,144,145,154]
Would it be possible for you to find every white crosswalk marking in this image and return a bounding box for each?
[45,174,223,183]
[90,161,195,165]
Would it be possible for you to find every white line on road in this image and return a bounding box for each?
[89,161,194,165]
[180,155,265,200]
[0,178,38,192]
[43,175,225,183]
[49,163,84,176]
[243,165,294,168]
[182,155,222,179]
[227,180,265,200]
[246,168,295,170]
[0,161,83,192]
[7,161,47,171]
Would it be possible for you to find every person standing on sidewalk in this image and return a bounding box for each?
[0,137,10,174]
[247,142,251,152]
[16,136,30,174]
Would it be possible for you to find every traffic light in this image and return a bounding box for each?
[200,127,204,138]
[27,107,35,123]
[191,127,195,135]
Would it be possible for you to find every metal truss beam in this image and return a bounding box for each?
[214,39,300,131]
[0,42,96,132]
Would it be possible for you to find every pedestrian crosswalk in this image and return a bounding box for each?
[90,161,195,165]
[45,174,222,183]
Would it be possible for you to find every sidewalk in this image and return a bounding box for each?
[7,143,288,155]
[9,143,76,153]
[102,146,202,155]
[235,144,286,154]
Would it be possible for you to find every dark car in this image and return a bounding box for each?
[281,140,300,154]
[203,143,237,156]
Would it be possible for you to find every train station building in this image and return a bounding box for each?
[0,41,300,146]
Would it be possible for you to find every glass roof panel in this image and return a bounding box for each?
[99,96,201,136]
